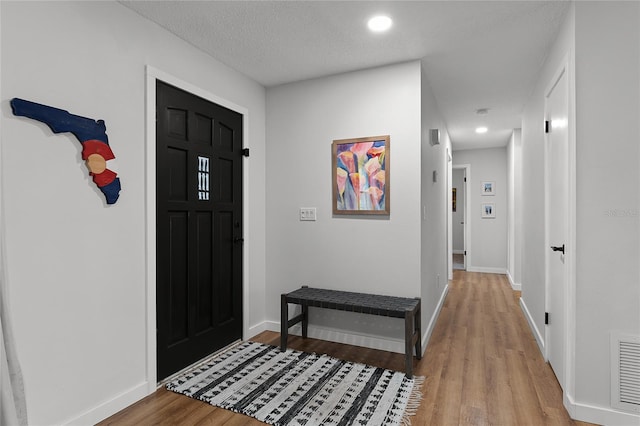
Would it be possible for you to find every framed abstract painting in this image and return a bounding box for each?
[332,135,390,215]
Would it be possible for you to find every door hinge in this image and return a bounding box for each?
[545,120,550,134]
[545,312,549,325]
[464,251,467,256]
[242,148,250,157]
[464,177,467,182]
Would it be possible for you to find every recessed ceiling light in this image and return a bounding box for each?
[475,127,488,134]
[368,15,392,32]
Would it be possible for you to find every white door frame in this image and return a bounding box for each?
[144,66,251,391]
[543,53,577,409]
[452,164,471,273]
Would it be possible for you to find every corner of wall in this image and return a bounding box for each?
[421,282,449,355]
[61,383,151,426]
[507,272,521,291]
[419,67,451,348]
[519,297,545,356]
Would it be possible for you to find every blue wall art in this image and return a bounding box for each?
[10,98,121,204]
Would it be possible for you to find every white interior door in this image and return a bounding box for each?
[463,168,467,270]
[545,66,569,390]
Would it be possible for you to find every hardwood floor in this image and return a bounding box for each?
[99,271,596,425]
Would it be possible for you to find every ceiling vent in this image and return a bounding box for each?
[611,332,640,413]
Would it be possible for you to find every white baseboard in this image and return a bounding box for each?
[67,322,271,426]
[422,284,449,354]
[453,249,465,255]
[63,381,150,426]
[507,271,521,291]
[261,284,450,358]
[466,266,507,274]
[519,297,545,357]
[247,321,268,339]
[75,287,452,426]
[71,323,269,425]
[565,393,640,426]
[263,320,406,353]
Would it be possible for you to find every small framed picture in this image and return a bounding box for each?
[482,181,495,195]
[481,203,496,218]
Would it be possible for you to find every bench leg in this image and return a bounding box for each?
[415,300,422,360]
[405,312,413,378]
[280,294,288,351]
[302,303,308,339]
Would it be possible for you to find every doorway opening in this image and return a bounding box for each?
[452,164,470,272]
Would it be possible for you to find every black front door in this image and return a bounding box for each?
[156,81,243,380]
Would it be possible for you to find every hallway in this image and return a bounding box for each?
[101,271,593,425]
[453,253,465,270]
[415,271,591,425]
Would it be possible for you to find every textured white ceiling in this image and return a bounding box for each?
[121,1,569,150]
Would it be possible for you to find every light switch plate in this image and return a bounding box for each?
[300,207,316,221]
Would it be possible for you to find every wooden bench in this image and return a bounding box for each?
[280,286,422,377]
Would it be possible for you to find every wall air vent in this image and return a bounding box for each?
[611,332,640,413]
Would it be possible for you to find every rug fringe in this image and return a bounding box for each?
[400,376,425,426]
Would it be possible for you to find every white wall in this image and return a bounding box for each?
[265,62,423,351]
[520,1,574,364]
[573,1,639,418]
[1,2,266,424]
[420,70,451,348]
[521,2,640,423]
[452,169,465,252]
[452,148,508,274]
[507,129,522,290]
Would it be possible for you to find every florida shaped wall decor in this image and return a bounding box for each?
[332,135,390,215]
[10,98,121,204]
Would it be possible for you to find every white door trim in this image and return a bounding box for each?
[452,164,471,272]
[543,52,577,407]
[144,65,250,392]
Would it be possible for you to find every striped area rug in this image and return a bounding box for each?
[166,341,423,426]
